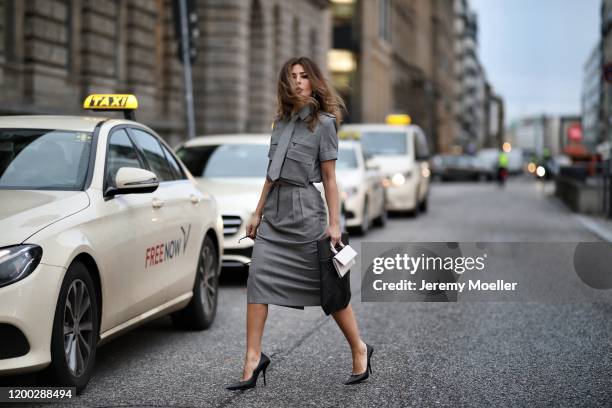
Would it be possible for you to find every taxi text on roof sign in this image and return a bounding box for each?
[385,114,411,126]
[83,94,138,110]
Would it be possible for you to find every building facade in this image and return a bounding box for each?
[390,0,435,145]
[329,0,393,124]
[602,0,612,158]
[329,0,458,153]
[431,0,457,154]
[483,84,504,149]
[454,0,487,153]
[582,42,602,154]
[0,0,331,145]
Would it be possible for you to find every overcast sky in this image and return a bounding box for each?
[470,0,600,124]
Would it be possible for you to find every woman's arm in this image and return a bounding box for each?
[321,160,342,246]
[246,177,274,239]
[254,178,273,218]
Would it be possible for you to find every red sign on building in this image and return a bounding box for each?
[567,123,582,142]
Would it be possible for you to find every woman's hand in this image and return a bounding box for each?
[326,224,342,247]
[246,213,262,239]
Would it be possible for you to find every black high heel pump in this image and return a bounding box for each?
[225,352,271,390]
[344,343,374,385]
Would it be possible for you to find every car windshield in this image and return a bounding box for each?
[176,143,268,178]
[0,129,93,190]
[337,147,359,170]
[443,155,472,166]
[360,131,408,155]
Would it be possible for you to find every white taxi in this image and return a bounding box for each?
[337,139,386,234]
[175,134,346,269]
[0,95,223,392]
[339,114,431,215]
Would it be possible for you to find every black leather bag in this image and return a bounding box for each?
[318,231,351,315]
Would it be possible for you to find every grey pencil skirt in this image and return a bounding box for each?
[247,181,328,309]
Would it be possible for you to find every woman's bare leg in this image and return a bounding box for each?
[241,303,268,380]
[331,304,368,374]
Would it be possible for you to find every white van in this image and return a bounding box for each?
[339,115,431,215]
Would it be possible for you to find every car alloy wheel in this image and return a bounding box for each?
[63,279,95,377]
[198,240,217,318]
[171,235,219,330]
[44,261,99,393]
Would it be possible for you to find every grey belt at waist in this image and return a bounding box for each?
[272,179,315,187]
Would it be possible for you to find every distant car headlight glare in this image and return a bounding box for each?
[0,245,43,288]
[391,173,406,186]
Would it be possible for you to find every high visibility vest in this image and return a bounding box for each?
[498,152,509,168]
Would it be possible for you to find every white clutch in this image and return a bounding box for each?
[330,241,357,278]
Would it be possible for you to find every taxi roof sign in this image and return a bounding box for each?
[385,114,411,126]
[338,130,360,140]
[83,94,138,119]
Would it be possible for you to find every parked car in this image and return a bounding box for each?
[0,95,223,392]
[175,134,347,270]
[339,115,431,216]
[337,140,386,235]
[431,154,481,181]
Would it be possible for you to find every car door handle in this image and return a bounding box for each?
[190,195,201,205]
[152,198,164,209]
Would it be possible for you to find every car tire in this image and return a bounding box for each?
[43,261,100,394]
[171,235,219,330]
[409,189,420,217]
[419,196,428,213]
[373,197,387,227]
[355,199,370,235]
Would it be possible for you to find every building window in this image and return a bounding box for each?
[65,0,73,71]
[379,0,390,41]
[0,0,7,57]
[292,17,299,57]
[0,0,16,60]
[273,4,281,72]
[309,28,317,60]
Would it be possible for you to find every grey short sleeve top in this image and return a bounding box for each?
[267,106,338,186]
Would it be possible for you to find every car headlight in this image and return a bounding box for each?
[391,172,411,186]
[0,245,43,288]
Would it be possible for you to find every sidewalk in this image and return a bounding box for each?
[574,213,612,242]
[541,179,612,242]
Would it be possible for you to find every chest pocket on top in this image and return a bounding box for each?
[289,137,317,157]
[280,149,314,186]
[279,137,316,186]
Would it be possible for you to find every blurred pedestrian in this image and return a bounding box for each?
[225,57,374,390]
[497,149,509,186]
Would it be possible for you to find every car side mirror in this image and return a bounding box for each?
[105,167,159,198]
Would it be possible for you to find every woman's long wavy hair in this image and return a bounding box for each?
[275,56,346,131]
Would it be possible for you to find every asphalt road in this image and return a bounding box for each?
[6,177,612,407]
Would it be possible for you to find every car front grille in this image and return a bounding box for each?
[222,215,242,236]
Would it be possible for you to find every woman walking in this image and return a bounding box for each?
[225,57,373,390]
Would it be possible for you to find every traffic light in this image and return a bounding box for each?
[172,0,199,64]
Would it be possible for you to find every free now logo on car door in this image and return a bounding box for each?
[144,224,192,269]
